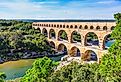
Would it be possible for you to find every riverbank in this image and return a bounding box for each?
[0,52,64,64]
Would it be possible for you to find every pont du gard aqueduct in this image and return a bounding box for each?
[32,20,116,63]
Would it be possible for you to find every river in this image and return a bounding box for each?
[0,55,64,80]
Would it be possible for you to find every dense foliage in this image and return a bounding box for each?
[0,20,51,63]
[20,57,59,82]
[98,13,121,81]
[0,72,6,82]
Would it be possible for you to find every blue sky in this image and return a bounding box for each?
[0,0,121,19]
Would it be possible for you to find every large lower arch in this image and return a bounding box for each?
[57,43,68,55]
[49,29,56,39]
[42,28,48,37]
[71,31,81,43]
[69,47,81,57]
[58,30,68,41]
[81,50,98,61]
[103,34,114,49]
[85,32,99,46]
[49,41,55,49]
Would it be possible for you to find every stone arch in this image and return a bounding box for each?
[60,25,62,28]
[57,24,59,28]
[63,25,65,28]
[49,29,56,39]
[66,25,69,28]
[90,26,94,29]
[51,24,53,27]
[111,26,115,30]
[57,43,68,54]
[54,24,56,27]
[79,25,82,29]
[103,34,114,49]
[74,25,78,28]
[58,30,68,41]
[81,50,98,61]
[70,25,73,28]
[96,26,100,30]
[49,41,55,49]
[37,27,41,33]
[69,46,81,57]
[49,24,50,27]
[85,32,99,46]
[103,26,107,30]
[42,28,48,37]
[71,31,81,43]
[84,25,88,29]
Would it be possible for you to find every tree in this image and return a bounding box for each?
[0,72,6,82]
[99,13,121,81]
[20,57,59,82]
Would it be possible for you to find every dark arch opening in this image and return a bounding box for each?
[60,25,62,28]
[70,25,73,28]
[70,47,81,57]
[96,26,100,30]
[103,34,114,50]
[37,28,41,33]
[103,26,107,30]
[63,25,65,28]
[42,28,48,37]
[90,26,94,29]
[81,50,97,61]
[49,41,55,49]
[49,29,56,39]
[57,44,68,55]
[71,31,81,43]
[75,25,78,28]
[58,30,68,41]
[85,32,99,46]
[57,24,59,28]
[66,25,69,28]
[79,25,82,29]
[54,24,56,27]
[111,26,115,30]
[84,25,88,29]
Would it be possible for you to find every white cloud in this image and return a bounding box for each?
[97,0,115,4]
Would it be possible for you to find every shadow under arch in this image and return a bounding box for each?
[42,28,48,37]
[57,43,68,55]
[49,29,56,39]
[49,41,55,49]
[85,32,99,46]
[69,46,81,57]
[58,30,68,41]
[71,31,81,43]
[81,50,98,61]
[103,34,114,50]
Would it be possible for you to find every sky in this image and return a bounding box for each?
[0,0,121,19]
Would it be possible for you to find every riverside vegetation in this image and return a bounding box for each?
[1,13,121,82]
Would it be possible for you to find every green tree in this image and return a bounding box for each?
[20,57,59,82]
[0,72,6,82]
[99,13,121,81]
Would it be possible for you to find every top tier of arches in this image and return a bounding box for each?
[33,23,115,31]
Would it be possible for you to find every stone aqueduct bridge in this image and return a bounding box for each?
[32,20,116,62]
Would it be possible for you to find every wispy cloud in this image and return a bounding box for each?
[0,0,121,19]
[97,0,115,4]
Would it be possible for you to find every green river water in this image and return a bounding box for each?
[0,55,63,80]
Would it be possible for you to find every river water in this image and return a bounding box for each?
[0,55,63,80]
